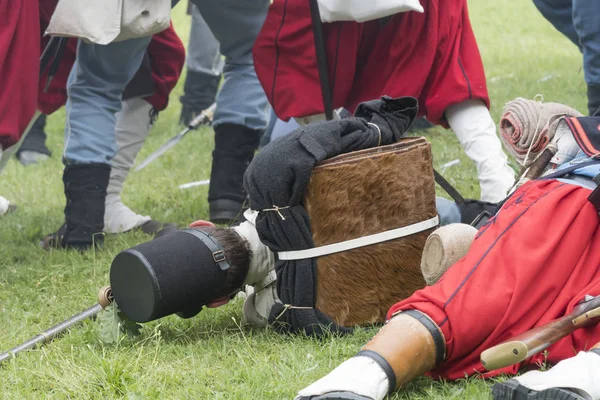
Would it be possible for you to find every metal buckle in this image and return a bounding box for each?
[213,250,226,263]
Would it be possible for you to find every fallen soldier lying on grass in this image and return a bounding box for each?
[109,97,459,331]
[296,114,600,400]
[105,99,600,400]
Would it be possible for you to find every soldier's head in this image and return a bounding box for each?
[109,220,252,322]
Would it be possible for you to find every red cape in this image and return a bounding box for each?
[253,0,489,126]
[0,0,40,149]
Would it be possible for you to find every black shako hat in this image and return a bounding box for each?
[109,228,231,322]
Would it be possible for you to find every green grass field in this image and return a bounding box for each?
[0,1,587,399]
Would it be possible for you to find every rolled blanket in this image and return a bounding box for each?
[499,98,582,166]
[420,223,478,285]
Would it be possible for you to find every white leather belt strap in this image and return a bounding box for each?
[278,216,439,261]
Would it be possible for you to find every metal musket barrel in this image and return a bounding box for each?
[0,286,112,365]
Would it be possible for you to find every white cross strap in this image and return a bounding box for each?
[278,215,439,261]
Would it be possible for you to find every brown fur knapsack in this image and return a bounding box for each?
[304,138,437,326]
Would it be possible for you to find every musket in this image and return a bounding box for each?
[480,295,600,372]
[134,102,216,171]
[0,287,113,365]
[511,144,558,193]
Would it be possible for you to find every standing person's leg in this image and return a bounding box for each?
[572,0,600,115]
[533,0,600,116]
[0,147,14,215]
[43,37,151,250]
[180,5,224,125]
[446,100,515,203]
[532,0,580,47]
[191,0,270,224]
[16,114,52,166]
[104,98,153,234]
[421,0,515,202]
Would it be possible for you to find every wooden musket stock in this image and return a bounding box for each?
[480,296,600,371]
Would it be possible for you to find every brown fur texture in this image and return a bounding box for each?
[304,138,437,326]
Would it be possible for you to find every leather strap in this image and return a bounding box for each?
[589,185,600,212]
[402,309,446,366]
[278,216,439,260]
[434,169,466,205]
[355,350,396,395]
[309,0,334,120]
[181,228,231,271]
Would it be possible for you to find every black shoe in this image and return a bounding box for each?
[17,114,52,166]
[179,71,221,126]
[139,220,177,235]
[492,378,587,400]
[208,123,261,225]
[209,199,247,225]
[1,203,17,216]
[42,164,110,251]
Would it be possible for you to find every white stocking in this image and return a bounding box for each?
[0,195,10,216]
[104,98,152,233]
[446,100,515,203]
[295,356,389,400]
[1,145,13,216]
[516,351,600,400]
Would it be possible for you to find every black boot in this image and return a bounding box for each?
[179,70,221,126]
[209,123,261,224]
[16,114,52,166]
[588,83,600,116]
[42,164,110,250]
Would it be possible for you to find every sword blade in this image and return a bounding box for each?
[134,103,216,172]
[135,132,187,172]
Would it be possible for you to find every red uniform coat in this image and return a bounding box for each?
[389,179,600,380]
[253,0,489,126]
[0,0,40,149]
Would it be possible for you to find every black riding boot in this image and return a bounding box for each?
[16,114,52,166]
[208,123,261,224]
[43,164,110,250]
[179,70,221,126]
[588,83,600,116]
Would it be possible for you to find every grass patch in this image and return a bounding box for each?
[0,1,585,399]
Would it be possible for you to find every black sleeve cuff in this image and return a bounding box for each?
[402,309,446,366]
[354,350,396,395]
